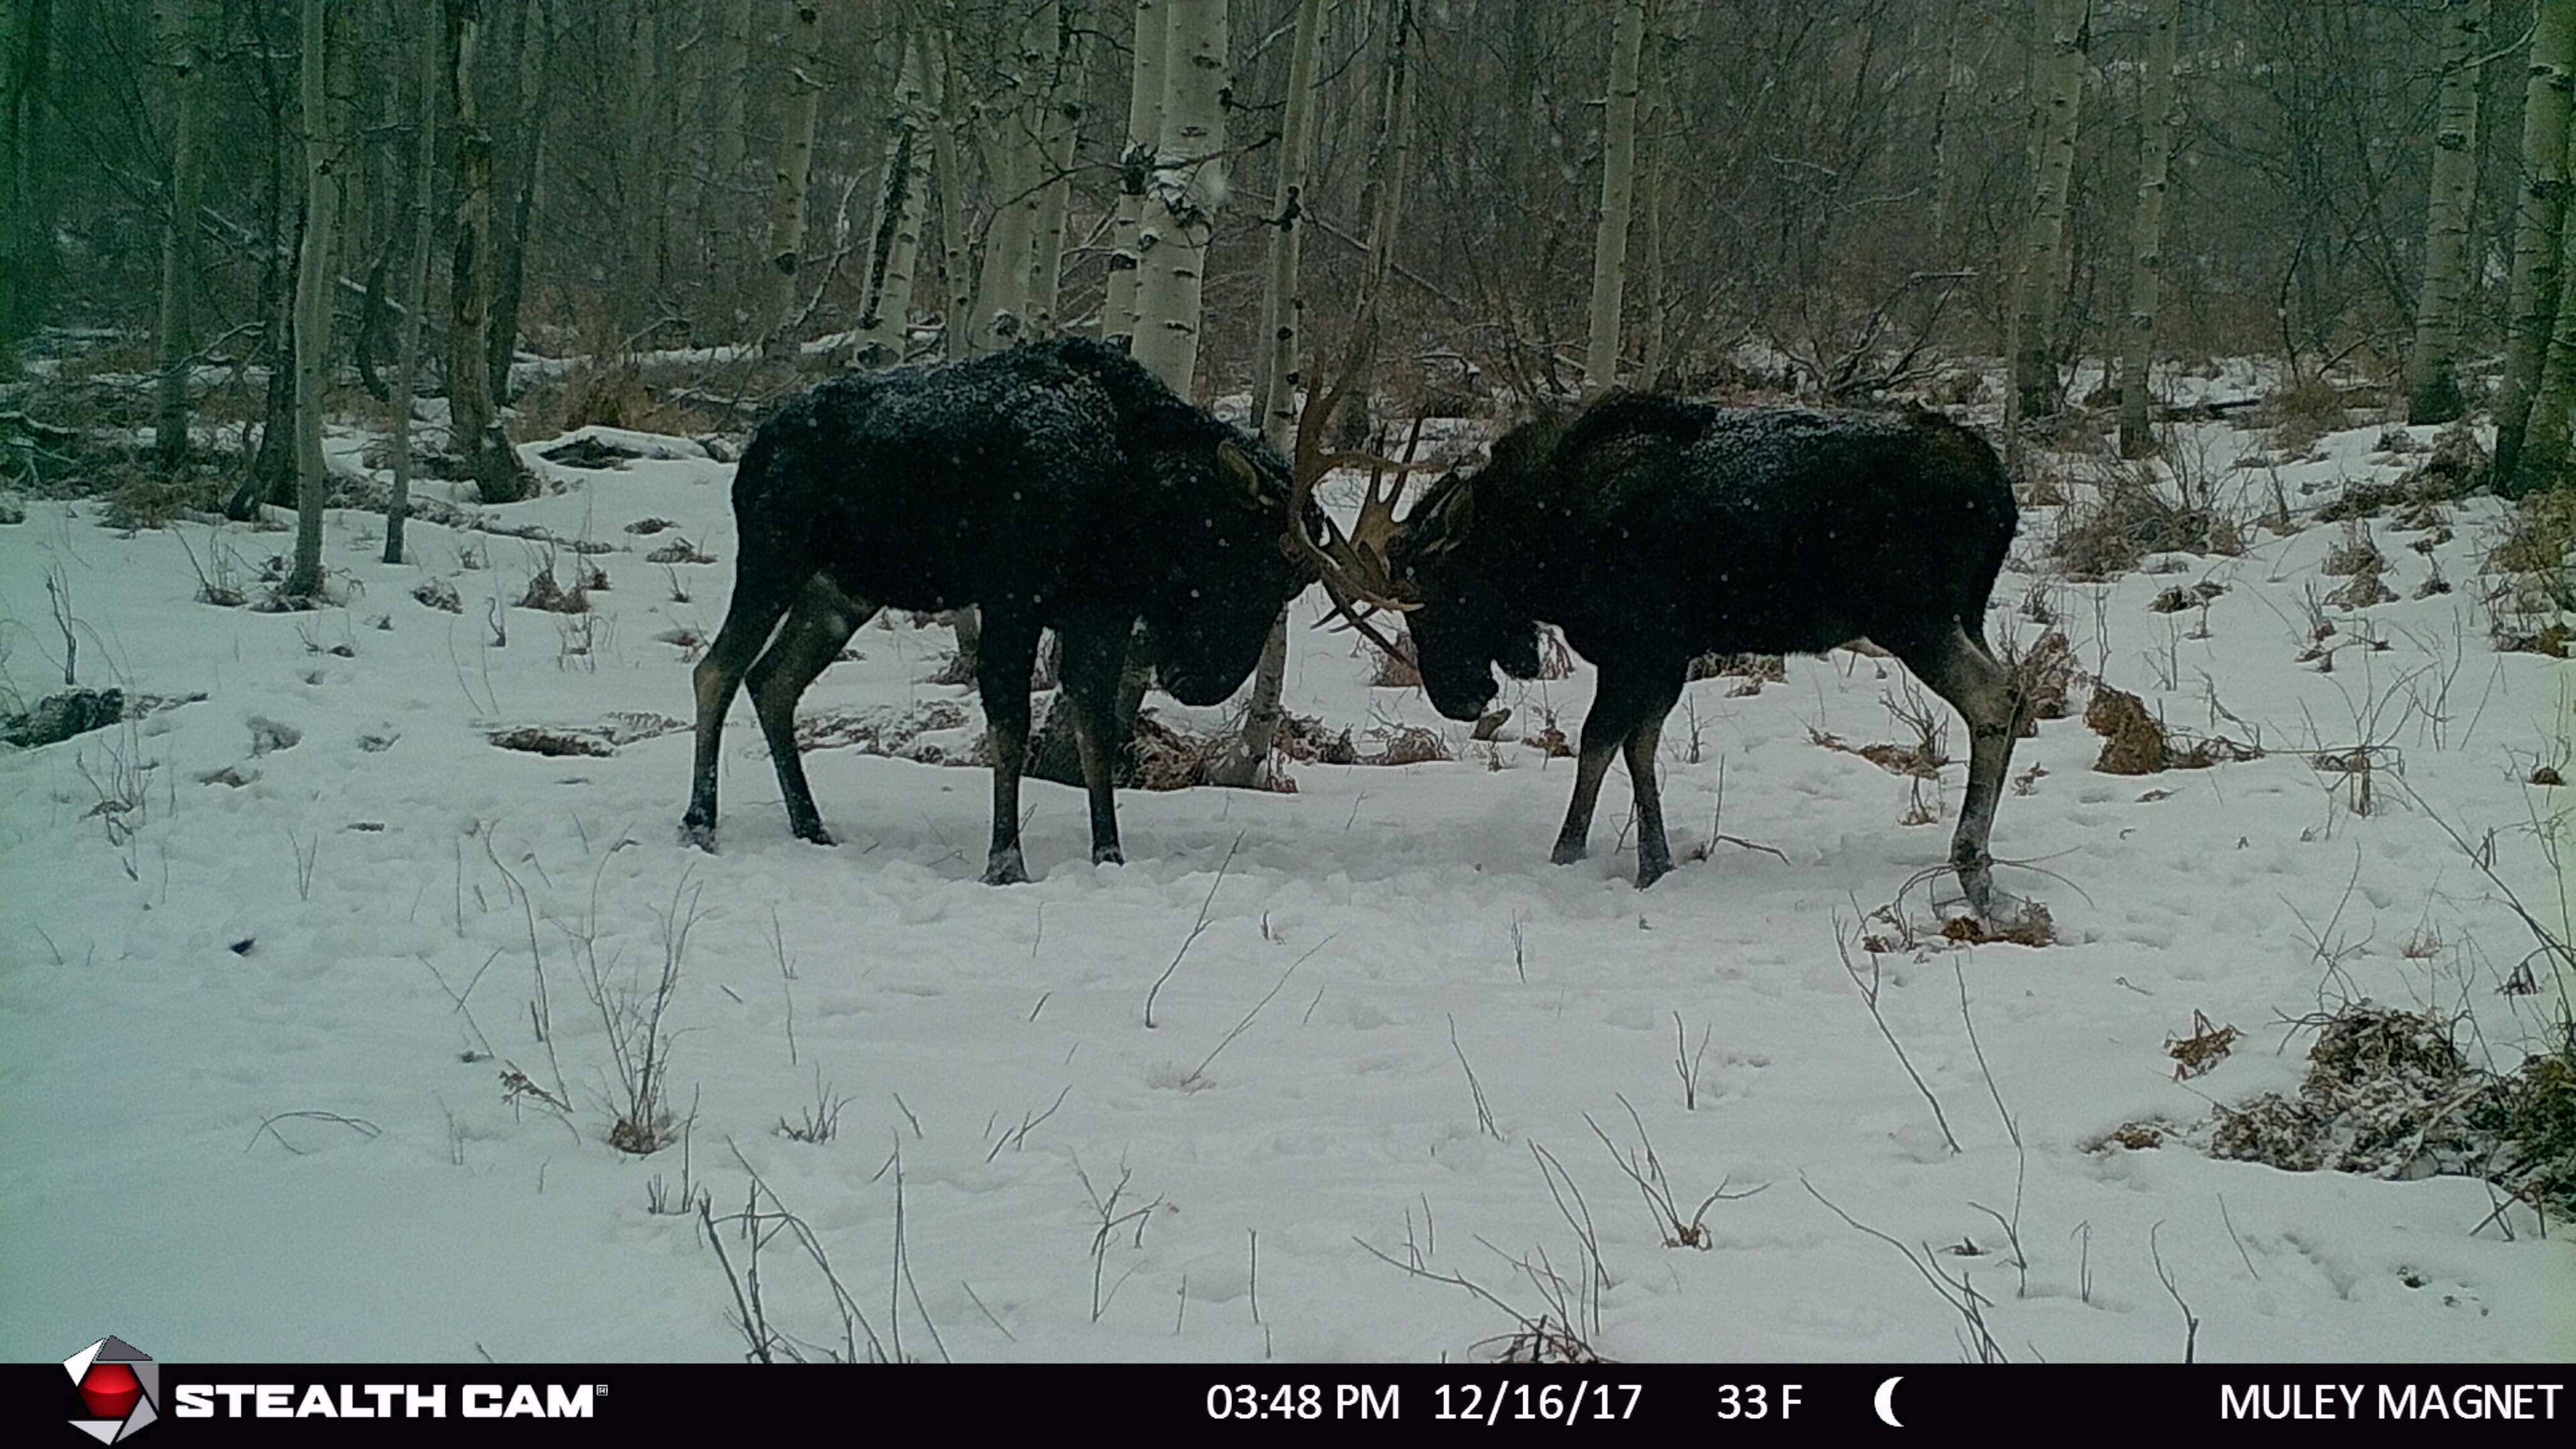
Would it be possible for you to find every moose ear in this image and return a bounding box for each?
[1216,440,1267,507]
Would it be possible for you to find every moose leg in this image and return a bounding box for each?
[1619,676,1685,887]
[1551,666,1667,867]
[1899,622,2022,918]
[684,567,804,850]
[1058,619,1131,866]
[975,611,1045,885]
[745,574,873,845]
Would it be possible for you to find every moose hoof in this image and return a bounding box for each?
[680,819,718,853]
[791,822,838,847]
[1092,846,1125,866]
[982,853,1030,886]
[1634,857,1674,889]
[1549,841,1588,867]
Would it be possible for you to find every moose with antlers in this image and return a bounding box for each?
[1302,391,2026,918]
[684,338,1323,885]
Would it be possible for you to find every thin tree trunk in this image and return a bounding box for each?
[2116,0,2180,458]
[2521,177,2576,490]
[2405,0,2490,425]
[2498,2,2576,490]
[1103,0,1170,350]
[1327,0,1414,445]
[153,0,209,475]
[969,3,1057,355]
[286,0,334,601]
[1021,2,1085,340]
[0,0,55,355]
[447,0,525,502]
[387,0,440,565]
[2008,0,2087,422]
[709,0,752,199]
[487,0,547,406]
[853,36,931,365]
[1583,0,1646,394]
[763,2,823,356]
[1211,0,1325,791]
[927,33,974,358]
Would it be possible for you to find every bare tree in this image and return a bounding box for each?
[1583,0,1647,394]
[1103,0,1171,352]
[2403,0,2489,425]
[2009,0,2087,422]
[1210,0,1326,791]
[764,2,824,356]
[447,0,528,502]
[1131,0,1230,390]
[386,0,441,565]
[853,35,934,366]
[2116,0,2182,458]
[286,0,336,600]
[152,0,211,475]
[2496,0,2576,492]
[0,0,53,354]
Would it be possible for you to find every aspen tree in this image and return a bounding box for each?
[2116,0,2181,458]
[2403,0,2489,425]
[1583,0,1647,394]
[2495,0,2576,492]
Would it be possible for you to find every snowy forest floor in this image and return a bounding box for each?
[3,384,2573,1363]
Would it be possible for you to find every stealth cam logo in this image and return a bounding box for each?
[62,1338,159,1443]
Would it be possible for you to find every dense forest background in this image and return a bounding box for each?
[6,0,2570,501]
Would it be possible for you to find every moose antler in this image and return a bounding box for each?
[1282,416,1430,666]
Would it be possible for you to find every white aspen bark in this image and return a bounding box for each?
[1103,0,1169,349]
[1211,0,1325,792]
[2404,0,2490,425]
[763,2,824,355]
[2008,0,2087,422]
[1130,0,1229,393]
[287,0,334,599]
[153,0,209,474]
[2522,157,2576,490]
[387,0,438,566]
[1021,3,1085,341]
[969,3,1063,355]
[2116,0,2180,458]
[854,36,931,365]
[2497,0,2576,491]
[1583,0,1646,395]
[1254,0,1323,453]
[927,32,974,358]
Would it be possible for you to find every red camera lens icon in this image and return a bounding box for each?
[80,1362,145,1420]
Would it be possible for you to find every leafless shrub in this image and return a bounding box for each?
[2049,463,2216,580]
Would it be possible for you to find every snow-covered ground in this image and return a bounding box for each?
[3,409,2570,1363]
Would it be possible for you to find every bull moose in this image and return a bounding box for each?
[683,338,1319,885]
[1306,391,2024,915]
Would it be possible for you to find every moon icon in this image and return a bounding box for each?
[1872,1375,1906,1428]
